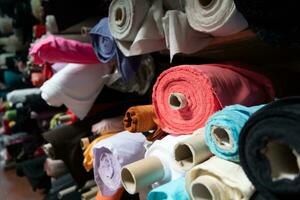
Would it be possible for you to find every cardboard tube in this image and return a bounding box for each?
[169,93,187,110]
[211,126,234,150]
[190,175,225,200]
[174,134,212,171]
[121,156,165,194]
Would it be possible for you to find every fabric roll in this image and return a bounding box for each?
[93,131,146,196]
[83,133,115,172]
[148,177,189,200]
[51,63,68,73]
[123,105,167,141]
[185,0,248,36]
[96,189,124,200]
[205,104,264,162]
[186,156,255,200]
[7,88,41,104]
[90,17,141,82]
[29,35,100,65]
[162,10,212,60]
[40,63,113,119]
[152,64,275,135]
[234,1,300,46]
[0,16,13,34]
[239,97,300,199]
[145,135,189,187]
[44,158,68,178]
[92,116,124,135]
[109,0,166,57]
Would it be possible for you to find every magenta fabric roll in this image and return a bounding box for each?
[29,35,100,64]
[152,64,275,135]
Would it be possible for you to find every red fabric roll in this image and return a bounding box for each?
[29,35,100,64]
[152,64,275,135]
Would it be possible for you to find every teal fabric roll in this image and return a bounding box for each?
[147,177,189,200]
[204,104,264,162]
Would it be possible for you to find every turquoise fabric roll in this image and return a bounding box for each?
[147,177,189,200]
[204,104,264,162]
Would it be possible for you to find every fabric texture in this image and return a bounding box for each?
[145,135,189,188]
[44,158,67,178]
[148,177,189,200]
[205,104,264,162]
[186,156,255,200]
[152,64,275,135]
[96,189,124,200]
[93,131,146,196]
[108,0,166,56]
[234,0,300,47]
[185,0,248,36]
[92,116,124,135]
[29,35,100,64]
[40,63,113,119]
[239,97,300,199]
[90,17,141,82]
[6,88,41,104]
[162,10,211,60]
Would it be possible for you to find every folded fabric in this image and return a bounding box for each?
[186,156,255,200]
[92,116,124,135]
[123,105,167,141]
[239,97,300,199]
[83,133,115,172]
[205,104,264,162]
[234,0,300,46]
[185,0,248,36]
[148,177,189,200]
[162,10,212,60]
[90,17,141,82]
[152,64,275,135]
[29,35,100,64]
[40,63,113,119]
[44,158,68,178]
[109,0,166,57]
[93,131,146,196]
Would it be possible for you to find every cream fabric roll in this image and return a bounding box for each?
[145,135,190,188]
[185,0,248,36]
[110,0,166,56]
[40,63,113,119]
[186,156,255,200]
[162,10,212,61]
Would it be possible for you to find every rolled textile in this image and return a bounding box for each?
[147,177,189,200]
[29,35,100,65]
[44,158,68,178]
[234,0,300,46]
[121,135,189,194]
[186,156,255,200]
[152,64,275,135]
[162,10,212,60]
[51,63,68,73]
[96,189,124,200]
[83,133,115,172]
[90,17,141,82]
[185,0,248,36]
[239,97,300,199]
[40,63,113,119]
[109,0,167,57]
[174,128,212,171]
[205,104,264,162]
[92,116,124,135]
[93,131,146,196]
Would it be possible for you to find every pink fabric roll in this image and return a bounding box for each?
[152,64,275,135]
[29,35,100,64]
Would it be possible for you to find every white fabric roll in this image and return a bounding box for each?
[109,0,166,56]
[7,88,41,104]
[185,0,248,36]
[186,156,255,200]
[91,116,124,134]
[145,135,190,188]
[162,10,212,61]
[40,63,113,119]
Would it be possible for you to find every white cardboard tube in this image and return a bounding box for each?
[174,134,212,171]
[121,156,165,194]
[169,93,187,110]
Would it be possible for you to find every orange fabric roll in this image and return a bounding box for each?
[96,189,124,200]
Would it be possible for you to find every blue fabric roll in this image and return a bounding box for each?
[204,104,264,162]
[147,177,189,200]
[89,18,141,82]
